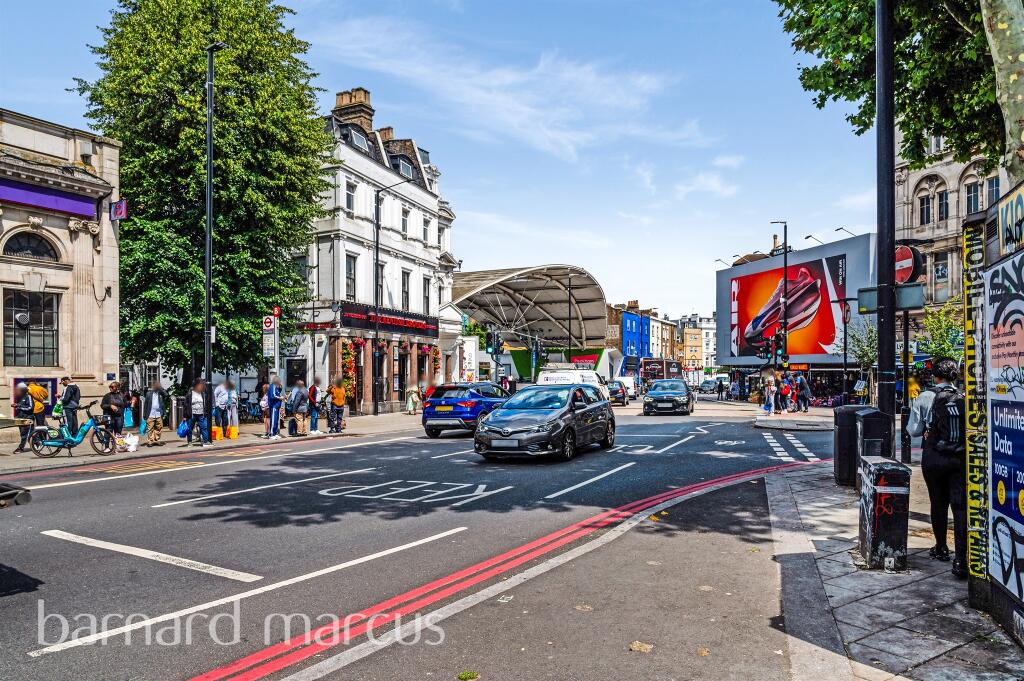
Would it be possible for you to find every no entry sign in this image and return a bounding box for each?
[895,245,923,284]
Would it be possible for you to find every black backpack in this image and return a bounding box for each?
[927,386,966,457]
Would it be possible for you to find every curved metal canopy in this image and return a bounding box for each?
[452,265,607,348]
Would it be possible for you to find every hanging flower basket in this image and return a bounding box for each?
[400,340,411,352]
[420,344,432,354]
[431,346,441,373]
[352,337,366,349]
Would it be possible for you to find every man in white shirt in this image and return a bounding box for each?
[142,380,169,446]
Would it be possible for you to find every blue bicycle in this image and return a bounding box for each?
[30,400,115,458]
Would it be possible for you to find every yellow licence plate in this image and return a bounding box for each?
[435,406,453,411]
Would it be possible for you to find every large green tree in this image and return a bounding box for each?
[775,1,1024,186]
[918,298,965,361]
[77,0,331,381]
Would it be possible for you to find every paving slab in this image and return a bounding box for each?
[854,626,960,665]
[847,642,915,676]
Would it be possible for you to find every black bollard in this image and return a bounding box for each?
[859,456,911,571]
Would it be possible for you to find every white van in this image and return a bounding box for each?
[536,369,610,399]
[616,375,638,398]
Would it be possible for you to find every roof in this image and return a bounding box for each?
[453,265,607,348]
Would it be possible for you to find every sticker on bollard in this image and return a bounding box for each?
[859,456,911,571]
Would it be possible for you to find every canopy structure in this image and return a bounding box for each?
[452,265,607,348]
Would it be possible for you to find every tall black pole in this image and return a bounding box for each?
[566,274,572,361]
[900,310,911,462]
[842,310,849,403]
[783,222,788,356]
[373,188,382,416]
[204,43,224,424]
[876,0,897,430]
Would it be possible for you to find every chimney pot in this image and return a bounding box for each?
[772,234,779,249]
[332,86,375,133]
[377,126,394,142]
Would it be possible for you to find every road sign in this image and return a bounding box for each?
[109,199,127,221]
[272,305,281,318]
[842,301,851,324]
[895,245,923,284]
[262,333,275,358]
[262,315,276,331]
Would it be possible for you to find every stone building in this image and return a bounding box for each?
[0,108,120,417]
[895,129,1007,323]
[677,312,716,369]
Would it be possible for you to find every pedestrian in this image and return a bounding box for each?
[796,372,813,413]
[267,374,283,439]
[26,380,48,428]
[186,378,211,446]
[763,377,776,413]
[141,379,169,446]
[101,381,126,435]
[309,376,324,435]
[224,379,239,433]
[213,378,230,434]
[260,383,270,437]
[289,379,309,436]
[716,380,725,401]
[327,377,346,433]
[59,376,81,436]
[12,382,34,454]
[907,359,967,578]
[406,382,421,415]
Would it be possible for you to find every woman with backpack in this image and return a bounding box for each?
[907,359,967,578]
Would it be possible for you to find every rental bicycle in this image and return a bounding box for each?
[30,400,116,458]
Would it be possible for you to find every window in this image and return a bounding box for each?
[401,270,411,311]
[376,263,385,306]
[350,129,369,152]
[966,182,980,214]
[933,251,950,303]
[316,237,336,300]
[345,182,356,212]
[437,225,445,248]
[401,208,409,236]
[3,233,58,261]
[418,148,431,165]
[937,190,949,221]
[398,159,413,179]
[918,195,931,225]
[3,289,59,367]
[345,254,357,302]
[422,217,430,242]
[423,276,431,314]
[988,177,1002,206]
[144,364,160,387]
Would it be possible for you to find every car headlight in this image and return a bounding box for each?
[643,396,653,403]
[529,421,559,433]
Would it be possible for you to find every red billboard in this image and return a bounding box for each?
[729,254,847,358]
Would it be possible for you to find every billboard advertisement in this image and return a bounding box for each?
[716,233,875,367]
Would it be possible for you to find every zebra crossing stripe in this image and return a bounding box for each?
[783,433,820,462]
[763,433,794,461]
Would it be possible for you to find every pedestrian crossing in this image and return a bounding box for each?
[762,432,821,462]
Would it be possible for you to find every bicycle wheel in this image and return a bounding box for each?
[90,428,115,455]
[30,431,62,458]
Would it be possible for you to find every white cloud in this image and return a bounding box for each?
[837,189,875,210]
[712,154,745,169]
[674,171,738,199]
[309,17,708,161]
[628,160,657,194]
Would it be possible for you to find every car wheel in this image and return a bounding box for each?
[558,430,576,461]
[425,428,441,439]
[599,421,615,448]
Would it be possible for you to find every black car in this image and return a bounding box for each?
[643,379,696,415]
[606,380,629,405]
[474,384,615,461]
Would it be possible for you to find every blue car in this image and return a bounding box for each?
[422,382,510,437]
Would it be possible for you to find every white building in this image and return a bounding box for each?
[677,312,717,369]
[284,88,459,413]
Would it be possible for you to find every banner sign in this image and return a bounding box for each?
[963,222,988,579]
[337,302,438,339]
[997,182,1024,259]
[987,247,1024,602]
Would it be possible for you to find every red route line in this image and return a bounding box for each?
[192,461,810,681]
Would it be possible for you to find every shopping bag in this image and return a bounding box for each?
[227,425,239,439]
[124,407,135,429]
[177,420,190,438]
[139,419,147,435]
[212,426,223,441]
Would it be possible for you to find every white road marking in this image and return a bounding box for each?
[28,437,414,490]
[277,472,750,680]
[544,462,636,499]
[28,527,467,658]
[615,433,678,438]
[783,434,820,462]
[151,468,376,508]
[40,530,263,583]
[689,425,710,434]
[430,449,474,459]
[655,435,695,454]
[763,433,794,462]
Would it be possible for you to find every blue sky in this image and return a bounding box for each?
[1,0,876,318]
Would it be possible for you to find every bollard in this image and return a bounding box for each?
[856,407,893,460]
[834,405,867,486]
[859,456,911,571]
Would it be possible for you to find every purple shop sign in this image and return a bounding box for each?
[0,178,96,218]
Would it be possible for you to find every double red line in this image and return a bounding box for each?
[192,461,807,681]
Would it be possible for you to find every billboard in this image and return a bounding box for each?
[963,221,988,580]
[716,234,875,367]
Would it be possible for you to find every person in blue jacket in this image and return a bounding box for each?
[266,374,284,439]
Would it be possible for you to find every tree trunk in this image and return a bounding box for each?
[981,0,1024,187]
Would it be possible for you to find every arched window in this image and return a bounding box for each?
[3,232,58,262]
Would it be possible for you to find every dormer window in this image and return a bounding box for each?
[399,159,413,179]
[350,128,369,152]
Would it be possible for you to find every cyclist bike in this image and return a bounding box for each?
[29,400,116,458]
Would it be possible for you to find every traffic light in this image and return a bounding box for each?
[492,330,502,355]
[773,331,785,361]
[485,331,495,354]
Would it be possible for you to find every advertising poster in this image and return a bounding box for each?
[987,249,1024,602]
[728,254,847,358]
[963,222,988,579]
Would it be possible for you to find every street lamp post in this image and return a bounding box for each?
[835,227,857,238]
[804,235,824,245]
[714,258,730,266]
[204,41,227,424]
[372,178,414,415]
[876,0,897,432]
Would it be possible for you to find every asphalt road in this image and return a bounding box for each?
[0,396,833,680]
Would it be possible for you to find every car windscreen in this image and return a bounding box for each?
[651,380,687,392]
[607,381,623,389]
[500,387,570,410]
[432,386,473,399]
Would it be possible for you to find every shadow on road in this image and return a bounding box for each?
[0,564,44,598]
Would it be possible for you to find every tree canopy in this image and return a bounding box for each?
[76,0,331,380]
[918,298,965,362]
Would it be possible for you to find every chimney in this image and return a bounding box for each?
[377,126,394,142]
[332,86,374,132]
[772,234,779,250]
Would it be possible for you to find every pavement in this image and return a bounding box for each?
[0,394,1017,680]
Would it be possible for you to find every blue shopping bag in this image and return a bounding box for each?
[177,420,190,438]
[139,419,147,435]
[124,407,135,428]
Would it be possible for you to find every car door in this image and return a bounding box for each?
[568,387,591,443]
[477,384,506,415]
[581,385,607,443]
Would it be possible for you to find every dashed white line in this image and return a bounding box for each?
[544,462,637,499]
[655,435,695,454]
[151,468,376,508]
[40,530,263,582]
[431,449,475,459]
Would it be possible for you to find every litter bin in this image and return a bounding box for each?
[834,405,866,486]
[858,455,910,570]
[856,407,893,460]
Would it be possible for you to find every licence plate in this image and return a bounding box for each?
[435,406,453,411]
[490,439,518,448]
[657,402,674,408]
